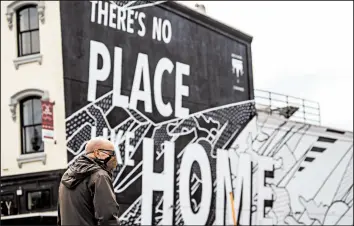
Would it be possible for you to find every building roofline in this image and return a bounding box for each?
[161,1,253,44]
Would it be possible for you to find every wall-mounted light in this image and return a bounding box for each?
[16,187,23,196]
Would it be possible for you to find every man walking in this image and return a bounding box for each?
[57,137,120,225]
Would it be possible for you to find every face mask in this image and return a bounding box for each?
[94,155,112,165]
[107,157,118,171]
[88,149,116,169]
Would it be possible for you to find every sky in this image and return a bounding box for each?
[178,1,353,131]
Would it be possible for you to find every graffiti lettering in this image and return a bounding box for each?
[179,143,212,225]
[152,17,172,44]
[88,40,191,118]
[90,1,146,35]
[141,138,175,225]
[214,150,252,225]
[124,132,135,166]
[140,138,276,224]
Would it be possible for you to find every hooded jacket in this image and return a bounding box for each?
[57,155,120,225]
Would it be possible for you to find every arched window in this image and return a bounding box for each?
[20,96,43,154]
[17,5,40,57]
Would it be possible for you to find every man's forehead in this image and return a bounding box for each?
[87,138,114,150]
[99,141,115,149]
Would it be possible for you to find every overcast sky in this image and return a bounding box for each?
[178,1,353,131]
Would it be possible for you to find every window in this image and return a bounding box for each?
[27,190,51,211]
[17,5,40,57]
[20,96,43,154]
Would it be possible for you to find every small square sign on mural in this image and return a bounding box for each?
[41,101,54,140]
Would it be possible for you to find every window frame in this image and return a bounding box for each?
[16,5,40,57]
[25,188,52,212]
[20,96,43,155]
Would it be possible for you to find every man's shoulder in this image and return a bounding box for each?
[87,168,112,188]
[91,168,111,180]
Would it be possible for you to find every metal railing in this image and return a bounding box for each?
[254,89,321,125]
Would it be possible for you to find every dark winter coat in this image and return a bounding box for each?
[57,155,120,225]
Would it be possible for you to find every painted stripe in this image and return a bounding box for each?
[304,157,315,162]
[317,136,337,143]
[326,128,345,134]
[310,146,326,153]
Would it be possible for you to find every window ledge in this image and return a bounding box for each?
[17,152,46,168]
[13,54,42,69]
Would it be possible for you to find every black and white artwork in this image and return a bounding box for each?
[60,1,353,225]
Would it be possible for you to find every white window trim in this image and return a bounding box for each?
[10,89,50,167]
[13,54,43,69]
[6,1,45,69]
[6,1,45,30]
[16,152,47,168]
[9,88,50,121]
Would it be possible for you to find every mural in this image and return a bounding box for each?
[241,115,353,225]
[65,92,353,225]
[60,1,353,225]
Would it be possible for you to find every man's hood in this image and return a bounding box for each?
[61,155,104,189]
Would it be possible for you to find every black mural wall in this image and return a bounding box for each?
[60,1,257,225]
[60,1,253,119]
